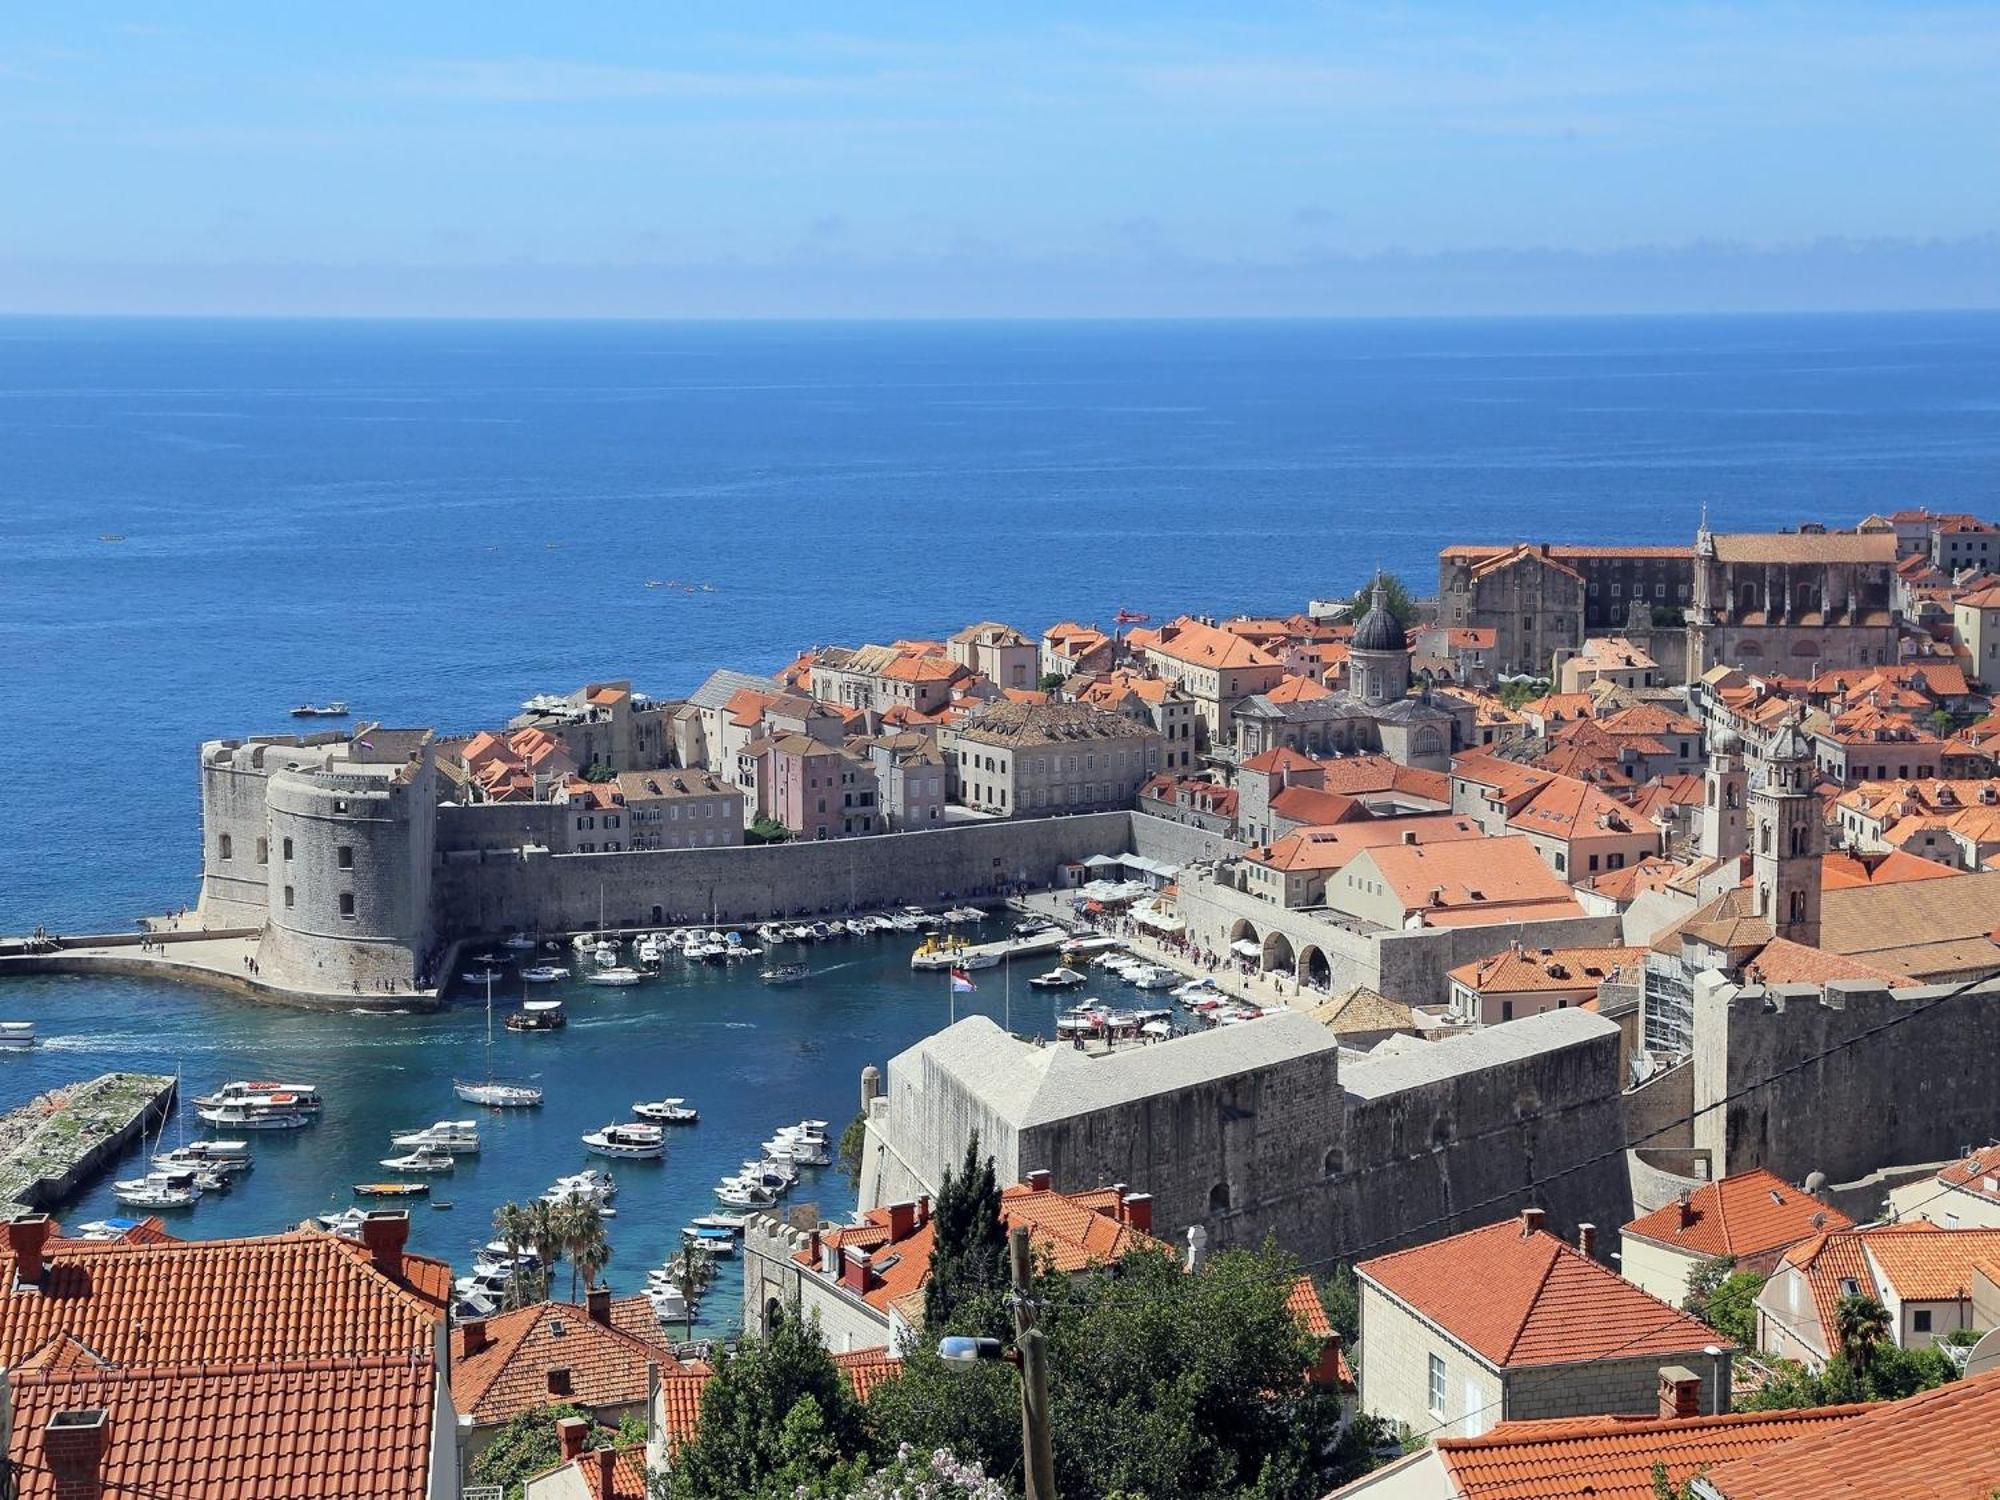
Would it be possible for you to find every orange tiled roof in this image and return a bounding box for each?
[1449,944,1642,996]
[1357,1216,1721,1368]
[1427,1405,1869,1500]
[1248,816,1483,874]
[1358,836,1580,919]
[1507,774,1643,842]
[1240,747,1321,776]
[6,1356,438,1500]
[1700,1366,2000,1500]
[450,1297,680,1428]
[1265,673,1331,704]
[1740,937,1903,987]
[1622,1169,1853,1260]
[1863,1226,2000,1301]
[1267,785,1363,827]
[1317,755,1450,803]
[0,1229,449,1370]
[1771,1224,1942,1357]
[1146,617,1281,671]
[1932,1143,2000,1205]
[1578,854,1685,902]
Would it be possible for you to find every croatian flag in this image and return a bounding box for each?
[949,967,976,993]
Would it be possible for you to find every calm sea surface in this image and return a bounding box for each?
[2,313,1998,1317]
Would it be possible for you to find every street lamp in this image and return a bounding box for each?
[936,1225,1058,1500]
[937,1336,1012,1365]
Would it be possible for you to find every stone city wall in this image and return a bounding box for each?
[1693,973,2000,1185]
[432,811,1136,934]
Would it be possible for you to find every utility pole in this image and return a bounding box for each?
[1010,1223,1057,1500]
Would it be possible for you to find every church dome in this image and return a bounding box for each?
[1351,583,1405,653]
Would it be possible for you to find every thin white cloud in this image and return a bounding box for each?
[383,58,858,103]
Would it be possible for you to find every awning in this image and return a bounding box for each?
[1230,939,1261,959]
[1133,907,1185,933]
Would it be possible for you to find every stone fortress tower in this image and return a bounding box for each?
[197,726,438,993]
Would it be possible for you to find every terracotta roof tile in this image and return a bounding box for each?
[1358,1216,1721,1368]
[451,1298,682,1428]
[1428,1405,1868,1500]
[1700,1367,2000,1499]
[1771,1224,1942,1357]
[6,1355,436,1500]
[1145,617,1282,671]
[1622,1169,1854,1261]
[1449,944,1643,996]
[1863,1226,2000,1301]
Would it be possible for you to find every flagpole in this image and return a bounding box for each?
[1004,956,1011,1036]
[948,962,955,1026]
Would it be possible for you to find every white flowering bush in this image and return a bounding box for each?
[819,1444,1007,1500]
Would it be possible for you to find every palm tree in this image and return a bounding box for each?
[491,1201,539,1311]
[556,1198,608,1301]
[668,1244,712,1341]
[1834,1292,1891,1375]
[574,1219,612,1299]
[523,1199,562,1302]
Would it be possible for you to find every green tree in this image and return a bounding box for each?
[1834,1293,1892,1378]
[1702,1271,1765,1350]
[872,1243,1347,1500]
[922,1135,1007,1333]
[1931,708,1957,738]
[469,1403,610,1500]
[748,816,793,845]
[582,761,617,783]
[837,1111,868,1185]
[1351,572,1418,629]
[1320,1263,1361,1352]
[558,1196,611,1301]
[1037,671,1067,693]
[1496,677,1547,708]
[492,1201,547,1309]
[665,1302,871,1500]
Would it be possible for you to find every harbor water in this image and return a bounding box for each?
[0,923,1101,1333]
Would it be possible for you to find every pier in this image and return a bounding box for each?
[0,1072,179,1213]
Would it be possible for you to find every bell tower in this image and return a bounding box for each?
[1701,724,1747,861]
[1751,717,1821,946]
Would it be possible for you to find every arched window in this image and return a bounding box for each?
[1707,782,1717,806]
[1760,825,1772,854]
[1790,825,1808,856]
[1322,1148,1344,1180]
[1790,890,1808,923]
[1208,1182,1231,1215]
[764,1299,785,1336]
[1726,785,1739,809]
[1430,1116,1454,1152]
[1740,584,1759,613]
[218,833,232,861]
[1413,728,1443,757]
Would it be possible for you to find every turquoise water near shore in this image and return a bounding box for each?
[3,925,1087,1331]
[2,313,1998,1324]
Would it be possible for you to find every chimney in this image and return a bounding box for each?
[842,1248,873,1294]
[886,1201,918,1241]
[1577,1223,1597,1259]
[44,1409,108,1498]
[548,1367,573,1397]
[807,1228,822,1268]
[595,1447,618,1492]
[359,1210,409,1280]
[461,1318,491,1357]
[1658,1365,1702,1420]
[1185,1224,1208,1272]
[1121,1192,1154,1235]
[821,1237,840,1277]
[1677,1189,1695,1231]
[1519,1207,1546,1237]
[917,1194,931,1226]
[1026,1168,1051,1192]
[587,1286,612,1326]
[8,1212,51,1289]
[557,1416,589,1462]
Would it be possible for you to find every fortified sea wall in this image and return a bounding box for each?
[1692,972,2000,1185]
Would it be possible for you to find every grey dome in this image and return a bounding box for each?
[1351,582,1404,653]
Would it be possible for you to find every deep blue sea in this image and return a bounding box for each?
[2,313,1998,1315]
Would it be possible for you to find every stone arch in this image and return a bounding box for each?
[1322,1147,1344,1180]
[1736,641,1764,658]
[1299,945,1331,990]
[1791,638,1820,658]
[1208,1181,1232,1215]
[1412,727,1444,758]
[1228,917,1261,949]
[763,1298,785,1336]
[1262,930,1295,974]
[1430,1114,1454,1152]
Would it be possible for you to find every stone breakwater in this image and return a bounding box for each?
[0,1072,178,1212]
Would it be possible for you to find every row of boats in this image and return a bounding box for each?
[1047,948,1271,1039]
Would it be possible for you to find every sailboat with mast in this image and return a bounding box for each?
[454,973,545,1108]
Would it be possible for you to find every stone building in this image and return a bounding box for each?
[947,621,1038,692]
[1139,617,1286,747]
[613,769,746,850]
[1685,528,1900,679]
[1440,544,1695,637]
[509,680,678,775]
[1357,1208,1729,1440]
[1435,544,1589,677]
[196,727,439,991]
[858,1007,1632,1273]
[939,700,1163,817]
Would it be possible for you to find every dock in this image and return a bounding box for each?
[910,927,1069,971]
[0,1072,179,1213]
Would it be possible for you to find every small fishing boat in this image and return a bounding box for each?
[389,1120,480,1154]
[506,998,567,1032]
[1124,964,1179,991]
[354,1181,432,1199]
[1028,967,1087,990]
[379,1144,456,1173]
[520,964,570,983]
[648,1282,691,1323]
[714,1178,779,1209]
[113,1170,202,1209]
[289,701,350,718]
[461,967,506,986]
[759,962,808,986]
[681,1225,738,1256]
[503,933,540,952]
[689,1211,746,1233]
[155,1143,251,1177]
[631,1097,699,1125]
[583,1122,666,1159]
[315,1207,370,1237]
[195,1081,324,1113]
[0,1022,37,1051]
[584,967,646,987]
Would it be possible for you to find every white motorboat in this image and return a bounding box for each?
[1142,1018,1174,1037]
[154,1144,250,1177]
[454,1079,544,1108]
[195,1080,323,1113]
[1125,964,1179,990]
[572,932,613,953]
[503,933,540,952]
[582,1122,665,1159]
[315,1207,370,1237]
[379,1145,456,1173]
[474,1241,542,1276]
[682,1225,738,1256]
[763,1134,831,1167]
[461,967,507,985]
[113,1170,201,1208]
[1028,967,1087,990]
[0,1021,36,1051]
[1056,1004,1107,1038]
[197,1103,311,1130]
[648,1283,691,1323]
[520,964,570,983]
[731,1158,796,1191]
[1090,950,1131,969]
[507,998,567,1031]
[786,924,815,942]
[591,944,620,968]
[689,1211,745,1232]
[156,1138,251,1167]
[885,913,919,932]
[544,1168,617,1208]
[585,966,646,987]
[1062,935,1123,956]
[390,1120,480,1154]
[756,922,785,945]
[714,1179,778,1209]
[632,1098,699,1125]
[1172,978,1222,1001]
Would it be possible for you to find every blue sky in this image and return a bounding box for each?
[3,3,1997,315]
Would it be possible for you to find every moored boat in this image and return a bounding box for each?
[196,1102,311,1130]
[632,1098,699,1125]
[0,1021,37,1051]
[454,1079,544,1108]
[584,966,646,987]
[113,1170,202,1208]
[289,701,350,718]
[379,1144,456,1173]
[582,1122,666,1159]
[390,1120,480,1154]
[1028,966,1087,989]
[354,1181,431,1198]
[681,1225,738,1256]
[520,964,570,983]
